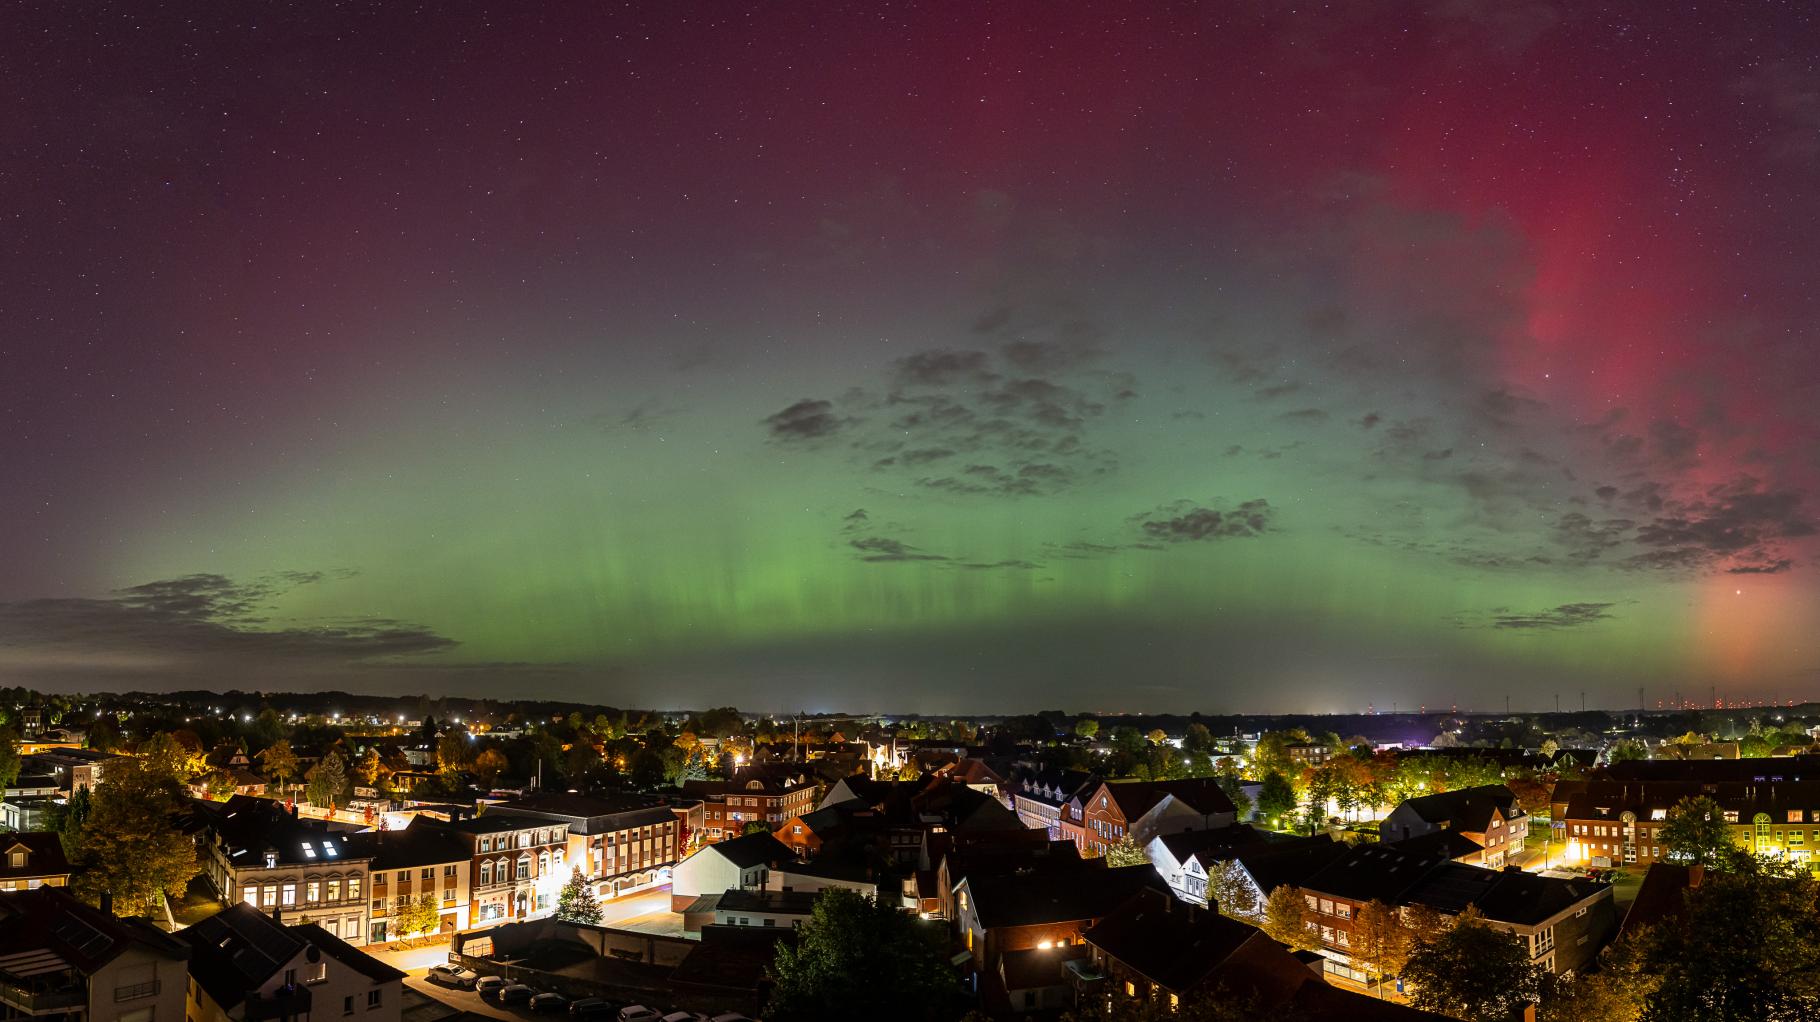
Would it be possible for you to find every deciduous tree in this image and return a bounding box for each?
[1262,885,1317,953]
[74,758,199,919]
[1660,795,1736,867]
[768,888,964,1022]
[1403,912,1540,1022]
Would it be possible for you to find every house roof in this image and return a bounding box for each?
[198,796,364,868]
[1299,842,1459,904]
[178,903,306,1010]
[715,889,819,916]
[1081,888,1308,1000]
[1379,829,1484,863]
[1390,785,1520,832]
[0,832,69,880]
[1156,823,1280,868]
[697,831,792,869]
[487,793,676,829]
[1090,779,1238,820]
[681,776,815,798]
[998,944,1088,991]
[1232,835,1349,896]
[965,863,1159,929]
[0,887,187,980]
[1620,862,1703,938]
[345,819,471,870]
[287,923,405,985]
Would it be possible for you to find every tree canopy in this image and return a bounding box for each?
[1403,912,1540,1022]
[1659,795,1736,867]
[767,888,964,1022]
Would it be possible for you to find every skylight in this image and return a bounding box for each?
[302,844,317,858]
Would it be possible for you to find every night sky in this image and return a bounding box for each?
[5,3,1819,713]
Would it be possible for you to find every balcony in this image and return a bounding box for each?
[0,982,88,1015]
[245,985,312,1022]
[115,980,161,1002]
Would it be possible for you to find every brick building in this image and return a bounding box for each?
[488,793,686,900]
[1379,784,1525,869]
[681,774,817,844]
[440,812,569,925]
[1066,780,1238,859]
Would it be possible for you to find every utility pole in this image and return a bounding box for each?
[1555,693,1560,714]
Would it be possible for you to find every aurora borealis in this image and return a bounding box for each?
[4,3,1819,712]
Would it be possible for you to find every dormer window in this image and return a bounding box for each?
[8,850,25,868]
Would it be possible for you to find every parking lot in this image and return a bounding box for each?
[403,965,743,1022]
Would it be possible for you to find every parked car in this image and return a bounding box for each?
[426,965,479,990]
[618,1008,663,1022]
[707,1015,753,1022]
[531,993,571,1013]
[568,998,611,1017]
[476,977,509,998]
[499,985,537,1005]
[660,1013,704,1022]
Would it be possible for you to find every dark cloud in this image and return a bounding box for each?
[763,398,849,441]
[592,402,677,434]
[955,559,1042,571]
[0,573,456,662]
[848,536,947,562]
[1553,512,1634,564]
[1134,500,1275,542]
[892,349,996,387]
[1257,382,1303,399]
[1629,482,1815,569]
[1729,559,1794,574]
[1278,407,1329,423]
[1358,412,1381,430]
[1479,602,1616,630]
[1649,419,1700,466]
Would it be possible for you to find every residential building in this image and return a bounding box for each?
[1080,888,1443,1021]
[487,793,686,900]
[1296,842,1616,983]
[1066,780,1238,859]
[439,812,569,925]
[681,774,816,844]
[23,748,124,797]
[670,831,792,911]
[712,889,818,930]
[1552,778,1820,867]
[345,820,472,944]
[0,832,71,890]
[178,903,404,1022]
[194,796,373,944]
[1010,771,1097,837]
[0,886,190,1022]
[953,863,1160,968]
[1144,824,1284,906]
[1379,784,1525,869]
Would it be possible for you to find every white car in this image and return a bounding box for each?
[426,965,479,990]
[618,1008,663,1022]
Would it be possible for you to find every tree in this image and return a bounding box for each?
[57,783,92,858]
[1607,739,1649,763]
[1351,900,1414,998]
[768,888,964,1022]
[743,820,774,836]
[1642,855,1820,1021]
[74,758,199,919]
[556,866,603,925]
[1075,718,1100,740]
[1256,771,1296,826]
[1403,912,1540,1022]
[1262,885,1318,953]
[0,726,20,792]
[306,750,349,809]
[258,739,300,795]
[137,732,205,784]
[473,748,509,788]
[1102,836,1149,867]
[1660,795,1736,867]
[1146,728,1168,746]
[395,892,442,941]
[203,769,237,800]
[1207,858,1260,921]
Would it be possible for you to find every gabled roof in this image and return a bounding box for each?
[1380,829,1483,863]
[1389,785,1519,832]
[1621,862,1703,938]
[0,887,187,979]
[697,831,792,869]
[196,796,363,868]
[1299,841,1458,904]
[1089,779,1238,820]
[178,903,306,1010]
[1155,823,1280,868]
[0,832,69,880]
[964,863,1159,929]
[1232,835,1349,896]
[1082,888,1309,1000]
[288,923,405,985]
[487,792,676,829]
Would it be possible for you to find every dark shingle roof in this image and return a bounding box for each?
[0,833,69,880]
[0,887,187,978]
[178,903,306,1010]
[702,831,792,869]
[965,864,1159,929]
[1389,785,1519,833]
[1081,888,1307,999]
[289,923,405,984]
[1380,829,1484,862]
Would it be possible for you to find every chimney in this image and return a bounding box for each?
[272,906,285,925]
[100,892,114,916]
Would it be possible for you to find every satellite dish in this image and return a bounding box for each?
[306,946,322,963]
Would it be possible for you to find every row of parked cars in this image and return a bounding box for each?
[426,964,755,1022]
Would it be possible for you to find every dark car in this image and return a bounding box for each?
[569,999,612,1017]
[499,985,537,1005]
[531,993,571,1014]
